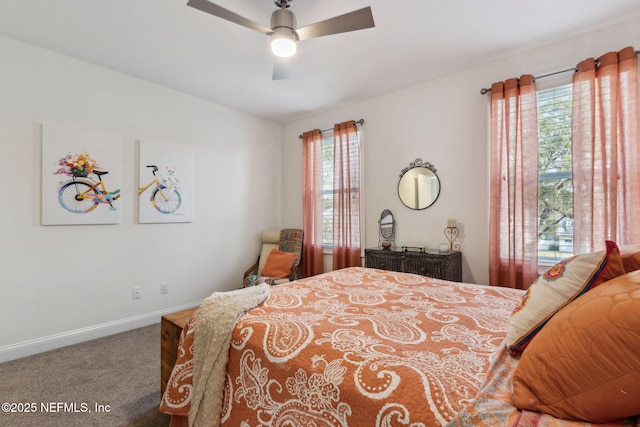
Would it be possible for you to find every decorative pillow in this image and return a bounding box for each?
[619,244,640,273]
[512,269,640,423]
[505,240,625,355]
[260,249,297,279]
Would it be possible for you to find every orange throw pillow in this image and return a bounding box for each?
[261,249,297,279]
[512,269,640,423]
[505,240,625,355]
[619,244,640,273]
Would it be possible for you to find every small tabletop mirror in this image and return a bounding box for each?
[378,209,395,249]
[398,158,440,210]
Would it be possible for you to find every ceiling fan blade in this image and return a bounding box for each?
[272,56,292,80]
[187,0,272,35]
[296,6,374,41]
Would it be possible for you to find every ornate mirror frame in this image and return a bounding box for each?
[398,158,440,210]
[378,209,396,249]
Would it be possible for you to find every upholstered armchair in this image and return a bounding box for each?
[243,229,304,287]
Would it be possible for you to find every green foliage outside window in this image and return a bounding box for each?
[537,84,573,260]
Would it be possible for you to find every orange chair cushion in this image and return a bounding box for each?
[505,240,625,355]
[619,244,640,273]
[512,269,640,423]
[261,249,297,279]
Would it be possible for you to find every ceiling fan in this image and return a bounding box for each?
[187,0,375,80]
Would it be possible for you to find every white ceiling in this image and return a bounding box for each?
[1,0,640,123]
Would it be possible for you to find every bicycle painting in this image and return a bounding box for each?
[138,142,193,224]
[54,152,121,213]
[42,124,122,225]
[138,165,181,214]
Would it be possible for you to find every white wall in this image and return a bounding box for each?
[282,17,640,285]
[0,36,283,361]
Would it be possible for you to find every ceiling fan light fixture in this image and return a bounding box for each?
[188,0,375,79]
[270,27,297,57]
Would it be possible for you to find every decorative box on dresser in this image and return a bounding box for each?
[365,247,462,282]
[161,307,198,394]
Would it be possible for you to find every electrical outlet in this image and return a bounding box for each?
[161,282,169,294]
[132,286,142,299]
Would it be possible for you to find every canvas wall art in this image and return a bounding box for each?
[138,141,194,223]
[42,124,122,225]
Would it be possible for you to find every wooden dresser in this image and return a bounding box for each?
[365,248,462,282]
[160,307,198,394]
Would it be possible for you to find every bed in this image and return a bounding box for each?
[160,259,640,426]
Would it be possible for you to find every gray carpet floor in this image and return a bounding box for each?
[0,323,171,427]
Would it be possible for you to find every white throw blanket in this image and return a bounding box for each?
[189,283,270,427]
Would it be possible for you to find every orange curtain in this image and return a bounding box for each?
[302,129,324,277]
[332,121,362,269]
[489,75,539,289]
[572,46,640,253]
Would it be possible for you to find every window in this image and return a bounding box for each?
[537,83,573,263]
[320,131,362,247]
[321,133,334,246]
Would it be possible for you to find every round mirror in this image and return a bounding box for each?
[398,159,440,210]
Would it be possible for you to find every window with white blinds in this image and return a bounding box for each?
[537,83,573,263]
[321,131,362,247]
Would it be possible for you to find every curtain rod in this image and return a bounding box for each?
[479,50,640,95]
[298,119,364,139]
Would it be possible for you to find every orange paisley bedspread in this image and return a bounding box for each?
[161,267,525,426]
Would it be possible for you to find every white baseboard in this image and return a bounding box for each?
[0,302,201,364]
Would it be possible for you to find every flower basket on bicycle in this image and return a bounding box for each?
[71,168,89,178]
[54,152,98,178]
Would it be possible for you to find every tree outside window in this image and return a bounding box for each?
[537,84,573,262]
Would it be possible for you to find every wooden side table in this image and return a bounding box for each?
[160,307,198,394]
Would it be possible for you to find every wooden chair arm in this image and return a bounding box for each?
[289,264,302,281]
[243,257,260,279]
